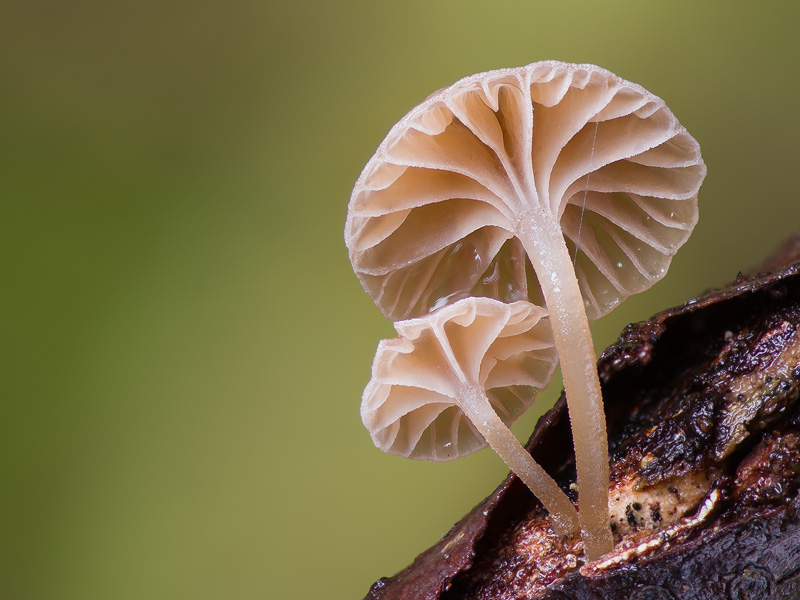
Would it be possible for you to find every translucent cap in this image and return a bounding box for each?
[361,297,558,461]
[346,61,706,321]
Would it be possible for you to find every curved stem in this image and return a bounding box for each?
[518,213,613,560]
[459,385,580,536]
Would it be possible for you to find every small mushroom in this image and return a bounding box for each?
[363,296,579,534]
[346,61,706,558]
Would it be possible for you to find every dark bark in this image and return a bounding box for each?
[363,235,800,600]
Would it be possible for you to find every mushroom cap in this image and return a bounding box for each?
[346,61,707,321]
[361,297,558,461]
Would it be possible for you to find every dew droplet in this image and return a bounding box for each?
[616,262,623,268]
[471,246,482,270]
[431,291,471,312]
[480,262,500,285]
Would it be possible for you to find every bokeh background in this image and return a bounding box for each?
[2,1,799,599]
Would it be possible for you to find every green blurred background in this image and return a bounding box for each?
[2,1,799,598]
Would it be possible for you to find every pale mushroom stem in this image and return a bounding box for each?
[430,328,580,536]
[518,212,614,560]
[458,385,580,536]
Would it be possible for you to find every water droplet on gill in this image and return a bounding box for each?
[426,241,483,313]
[431,291,472,312]
[504,284,528,303]
[669,212,675,218]
[443,240,482,271]
[480,262,500,285]
[616,262,623,268]
[443,442,452,448]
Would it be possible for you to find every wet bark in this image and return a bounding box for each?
[362,232,800,600]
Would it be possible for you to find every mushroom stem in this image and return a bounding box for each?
[518,212,614,560]
[428,324,580,536]
[459,385,580,536]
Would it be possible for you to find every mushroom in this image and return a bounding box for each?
[363,296,579,535]
[346,61,706,558]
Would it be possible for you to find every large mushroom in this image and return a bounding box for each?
[346,61,706,558]
[363,296,579,535]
